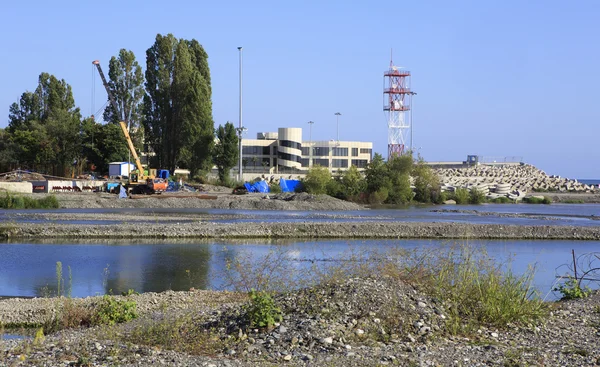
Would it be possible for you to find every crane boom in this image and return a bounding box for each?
[92,60,146,177]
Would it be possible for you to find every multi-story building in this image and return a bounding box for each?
[241,127,373,174]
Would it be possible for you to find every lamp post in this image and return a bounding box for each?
[237,46,243,181]
[409,92,417,154]
[308,120,314,167]
[334,112,341,145]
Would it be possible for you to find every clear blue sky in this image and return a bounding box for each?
[2,0,599,178]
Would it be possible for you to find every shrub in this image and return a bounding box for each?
[453,188,470,204]
[412,159,442,203]
[245,290,282,329]
[303,165,331,195]
[523,196,552,204]
[488,196,512,204]
[92,295,138,326]
[269,182,282,193]
[368,187,389,205]
[469,187,486,204]
[326,177,345,199]
[341,165,366,199]
[0,193,59,209]
[554,276,592,300]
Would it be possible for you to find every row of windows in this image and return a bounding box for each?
[278,152,301,163]
[360,148,372,155]
[243,157,271,167]
[242,146,271,155]
[279,140,302,150]
[297,158,369,169]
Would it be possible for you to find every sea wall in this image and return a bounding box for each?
[0,182,32,194]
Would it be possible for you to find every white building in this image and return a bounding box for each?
[240,127,373,174]
[108,162,135,177]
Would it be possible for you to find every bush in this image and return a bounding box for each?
[92,295,138,326]
[245,290,282,330]
[303,165,331,195]
[0,193,59,209]
[469,187,486,204]
[413,159,441,203]
[453,188,470,204]
[488,196,512,204]
[325,177,344,199]
[554,276,592,300]
[269,182,282,193]
[522,196,552,204]
[368,188,389,205]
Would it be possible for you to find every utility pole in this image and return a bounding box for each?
[409,92,417,154]
[237,46,243,181]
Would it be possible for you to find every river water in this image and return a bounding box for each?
[1,204,600,299]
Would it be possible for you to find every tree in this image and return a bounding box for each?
[103,49,145,153]
[412,158,442,203]
[303,165,331,195]
[365,153,390,194]
[342,165,367,199]
[213,122,238,184]
[386,153,413,204]
[143,34,214,173]
[7,73,81,176]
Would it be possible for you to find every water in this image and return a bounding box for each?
[579,179,600,186]
[1,238,599,300]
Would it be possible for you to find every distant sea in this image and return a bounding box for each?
[578,179,600,186]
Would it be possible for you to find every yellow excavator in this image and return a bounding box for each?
[92,60,168,194]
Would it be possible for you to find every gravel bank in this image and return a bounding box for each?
[2,220,600,240]
[43,191,364,211]
[2,277,600,366]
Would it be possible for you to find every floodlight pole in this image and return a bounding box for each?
[238,46,243,181]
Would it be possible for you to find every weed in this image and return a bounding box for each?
[120,289,139,296]
[33,328,45,345]
[488,196,512,204]
[469,187,486,204]
[92,295,137,326]
[56,262,63,297]
[554,276,591,300]
[245,290,282,329]
[0,193,59,209]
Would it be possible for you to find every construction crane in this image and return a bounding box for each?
[92,60,167,194]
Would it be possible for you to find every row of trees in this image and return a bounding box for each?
[302,153,444,204]
[1,33,230,179]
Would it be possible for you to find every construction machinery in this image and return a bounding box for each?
[92,60,168,194]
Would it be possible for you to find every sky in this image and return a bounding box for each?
[1,0,599,178]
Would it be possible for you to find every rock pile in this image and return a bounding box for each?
[435,164,596,199]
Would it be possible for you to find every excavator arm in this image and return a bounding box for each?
[92,60,146,177]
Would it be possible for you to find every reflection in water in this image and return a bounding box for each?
[1,238,600,299]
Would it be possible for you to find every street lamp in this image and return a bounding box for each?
[409,92,417,154]
[307,121,314,167]
[237,46,243,181]
[334,112,341,144]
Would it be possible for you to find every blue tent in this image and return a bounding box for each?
[279,178,301,193]
[244,180,270,193]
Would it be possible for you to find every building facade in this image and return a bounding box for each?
[241,128,373,174]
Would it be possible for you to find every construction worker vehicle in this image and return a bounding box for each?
[93,60,168,195]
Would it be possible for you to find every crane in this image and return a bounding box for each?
[92,60,167,194]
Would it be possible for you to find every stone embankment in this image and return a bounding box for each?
[435,164,597,200]
[3,221,600,240]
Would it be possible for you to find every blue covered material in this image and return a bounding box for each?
[158,170,170,179]
[279,178,301,193]
[244,181,270,193]
[106,182,119,192]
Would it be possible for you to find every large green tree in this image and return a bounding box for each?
[7,73,82,176]
[143,34,214,173]
[213,122,239,184]
[103,49,145,152]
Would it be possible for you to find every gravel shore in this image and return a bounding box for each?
[2,277,600,366]
[2,220,600,240]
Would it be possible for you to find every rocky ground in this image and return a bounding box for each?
[3,220,600,240]
[35,190,364,211]
[1,277,600,366]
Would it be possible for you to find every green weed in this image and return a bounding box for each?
[245,290,282,329]
[554,276,591,300]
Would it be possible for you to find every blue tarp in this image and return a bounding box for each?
[279,178,301,193]
[118,185,127,199]
[244,180,270,193]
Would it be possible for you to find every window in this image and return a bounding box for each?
[313,159,329,167]
[332,147,348,157]
[262,158,270,166]
[351,159,368,168]
[242,146,263,155]
[300,158,309,167]
[263,146,271,155]
[301,147,310,155]
[279,140,302,150]
[360,148,372,155]
[332,159,349,168]
[278,152,301,162]
[352,148,358,157]
[313,147,329,156]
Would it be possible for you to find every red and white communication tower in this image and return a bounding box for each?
[383,57,414,158]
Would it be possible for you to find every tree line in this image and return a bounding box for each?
[1,33,238,180]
